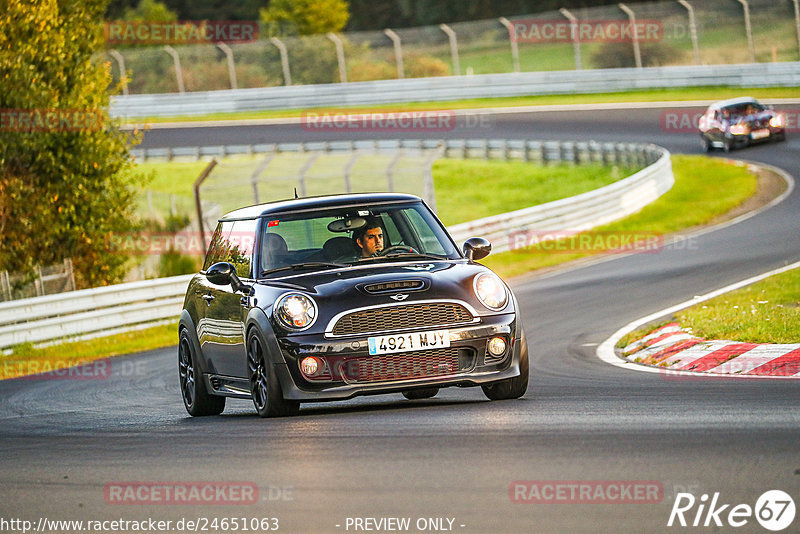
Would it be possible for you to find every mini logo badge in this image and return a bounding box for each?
[390,294,409,301]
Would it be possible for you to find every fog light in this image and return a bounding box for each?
[300,357,320,377]
[488,337,507,357]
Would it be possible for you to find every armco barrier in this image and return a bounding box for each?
[0,275,192,348]
[448,143,672,253]
[1,140,671,348]
[110,62,800,118]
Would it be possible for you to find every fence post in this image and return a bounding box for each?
[250,152,275,205]
[193,159,219,243]
[163,45,185,93]
[559,8,583,70]
[64,258,75,292]
[618,4,642,69]
[439,24,461,76]
[384,29,405,79]
[498,17,520,73]
[423,143,444,213]
[794,0,800,60]
[108,50,129,95]
[216,43,238,90]
[327,33,348,83]
[269,37,292,86]
[344,152,359,193]
[386,151,402,192]
[677,0,702,65]
[737,0,756,62]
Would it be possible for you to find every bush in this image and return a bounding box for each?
[405,53,450,77]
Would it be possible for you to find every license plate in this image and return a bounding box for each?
[751,129,770,140]
[368,330,450,355]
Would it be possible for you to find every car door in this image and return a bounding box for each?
[201,218,258,379]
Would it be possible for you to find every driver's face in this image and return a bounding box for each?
[358,227,384,257]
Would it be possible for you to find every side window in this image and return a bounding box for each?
[228,219,258,278]
[201,219,257,278]
[203,221,234,271]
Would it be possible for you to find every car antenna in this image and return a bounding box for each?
[294,187,299,199]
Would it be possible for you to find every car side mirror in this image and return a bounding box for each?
[463,237,491,262]
[206,262,251,294]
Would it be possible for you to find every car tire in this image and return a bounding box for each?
[178,328,226,416]
[701,137,712,153]
[481,338,529,401]
[247,329,300,418]
[774,132,786,142]
[722,137,733,152]
[402,388,439,400]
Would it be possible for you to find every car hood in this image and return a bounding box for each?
[256,260,510,324]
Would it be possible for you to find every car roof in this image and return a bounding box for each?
[221,192,423,220]
[711,96,760,109]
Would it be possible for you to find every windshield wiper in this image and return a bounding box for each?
[261,262,347,276]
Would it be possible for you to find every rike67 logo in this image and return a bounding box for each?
[668,490,796,531]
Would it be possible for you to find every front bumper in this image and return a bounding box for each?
[273,313,522,401]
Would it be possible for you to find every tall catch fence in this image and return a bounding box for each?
[101,0,800,95]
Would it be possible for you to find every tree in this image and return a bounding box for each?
[0,0,147,289]
[121,0,177,21]
[260,0,349,36]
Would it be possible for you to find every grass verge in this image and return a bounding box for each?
[482,155,758,278]
[675,267,800,344]
[123,86,800,124]
[1,323,177,380]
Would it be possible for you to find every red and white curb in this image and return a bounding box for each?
[622,323,800,377]
[597,260,800,379]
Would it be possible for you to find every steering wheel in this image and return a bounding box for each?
[378,245,414,256]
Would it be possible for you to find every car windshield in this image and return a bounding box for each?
[722,102,763,119]
[258,202,460,276]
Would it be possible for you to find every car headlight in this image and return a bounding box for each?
[729,123,750,135]
[274,293,317,330]
[769,115,785,128]
[474,273,508,311]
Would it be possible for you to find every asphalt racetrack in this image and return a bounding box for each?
[2,105,799,533]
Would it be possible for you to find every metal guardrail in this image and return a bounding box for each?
[111,62,800,118]
[0,275,192,348]
[448,144,672,253]
[1,140,671,348]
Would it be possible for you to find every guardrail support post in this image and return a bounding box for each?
[216,43,238,90]
[498,17,520,73]
[327,33,348,83]
[677,0,702,65]
[793,0,800,59]
[163,45,185,93]
[108,50,129,95]
[269,37,292,86]
[559,9,582,70]
[384,29,405,79]
[737,0,756,62]
[618,4,642,68]
[439,24,461,76]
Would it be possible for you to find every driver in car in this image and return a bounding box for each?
[354,219,384,257]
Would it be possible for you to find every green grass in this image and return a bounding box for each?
[123,86,800,124]
[1,323,177,380]
[482,155,758,278]
[433,159,633,226]
[675,267,800,344]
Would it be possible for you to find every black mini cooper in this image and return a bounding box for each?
[178,193,528,417]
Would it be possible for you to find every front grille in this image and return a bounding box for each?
[331,302,474,336]
[338,347,474,383]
